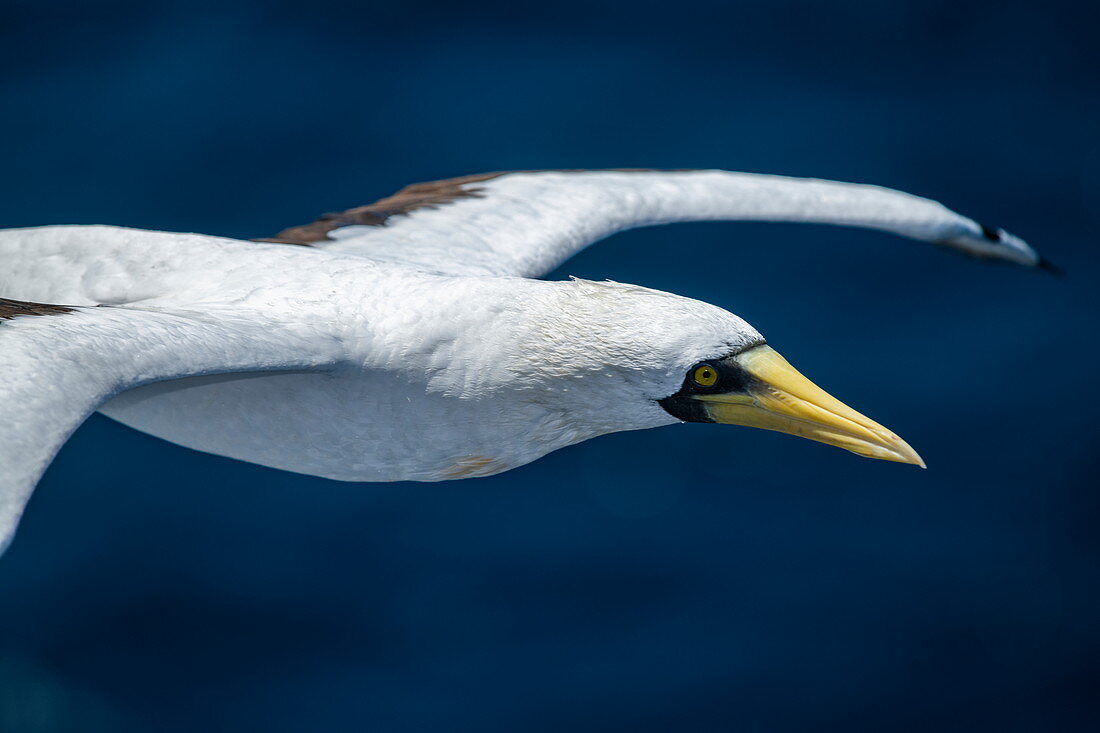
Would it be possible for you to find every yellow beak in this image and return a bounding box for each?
[694,345,925,467]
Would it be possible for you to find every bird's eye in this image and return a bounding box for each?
[691,363,719,388]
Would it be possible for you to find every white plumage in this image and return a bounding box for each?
[0,169,1042,552]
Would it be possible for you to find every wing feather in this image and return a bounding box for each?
[0,302,340,552]
[260,169,1040,277]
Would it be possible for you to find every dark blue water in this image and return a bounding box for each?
[1,1,1098,731]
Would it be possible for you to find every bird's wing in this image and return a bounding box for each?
[0,299,341,552]
[258,169,1043,277]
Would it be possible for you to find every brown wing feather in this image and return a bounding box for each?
[254,169,683,245]
[255,172,508,245]
[0,298,74,320]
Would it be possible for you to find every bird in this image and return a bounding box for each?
[0,168,1045,552]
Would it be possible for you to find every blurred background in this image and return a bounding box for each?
[1,1,1097,731]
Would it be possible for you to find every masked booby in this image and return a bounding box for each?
[0,169,1045,552]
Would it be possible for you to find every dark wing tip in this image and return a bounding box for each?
[979,222,1003,242]
[1035,255,1065,278]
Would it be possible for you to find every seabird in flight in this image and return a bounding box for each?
[0,169,1045,552]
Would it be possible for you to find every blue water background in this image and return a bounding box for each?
[1,1,1098,730]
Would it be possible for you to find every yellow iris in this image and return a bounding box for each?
[692,364,718,387]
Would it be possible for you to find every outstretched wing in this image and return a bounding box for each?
[0,299,340,552]
[258,169,1043,277]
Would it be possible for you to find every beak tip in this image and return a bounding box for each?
[893,439,925,469]
[876,431,925,468]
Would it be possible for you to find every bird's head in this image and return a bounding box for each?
[507,278,924,466]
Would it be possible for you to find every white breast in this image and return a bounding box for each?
[99,367,576,482]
